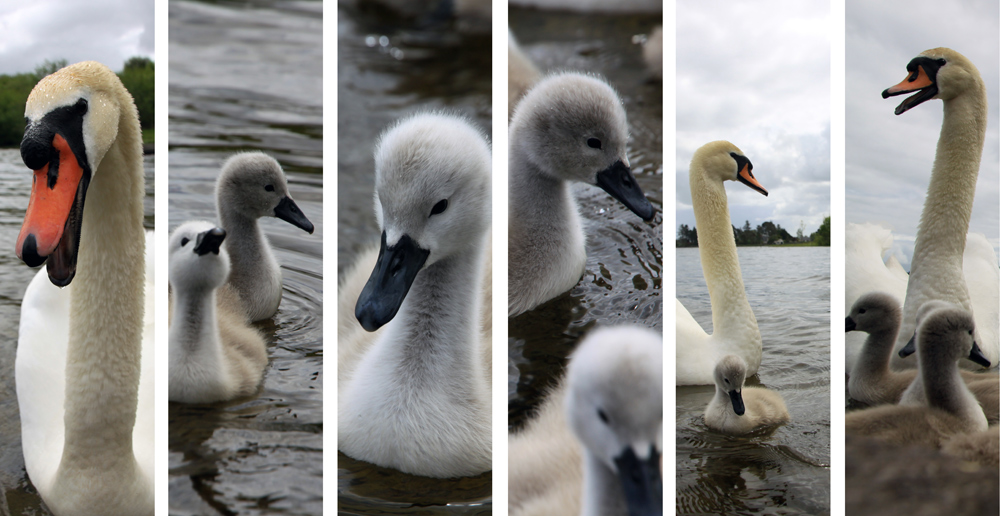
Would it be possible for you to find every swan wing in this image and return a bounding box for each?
[963,233,999,368]
[134,231,155,480]
[845,223,906,372]
[675,298,715,385]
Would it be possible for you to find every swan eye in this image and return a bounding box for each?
[587,138,602,149]
[430,199,448,217]
[724,378,729,384]
[597,408,609,424]
[858,309,866,314]
[180,237,190,247]
[264,185,275,192]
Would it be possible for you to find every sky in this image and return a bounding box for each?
[846,0,1000,269]
[676,0,831,240]
[0,0,154,75]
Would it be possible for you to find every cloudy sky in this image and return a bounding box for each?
[0,0,154,75]
[676,0,831,240]
[846,0,999,269]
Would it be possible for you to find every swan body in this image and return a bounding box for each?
[508,30,541,119]
[509,326,662,516]
[878,48,996,371]
[216,152,314,321]
[676,141,769,386]
[704,355,789,435]
[169,222,268,403]
[508,72,654,316]
[338,113,492,478]
[845,305,990,445]
[15,61,152,516]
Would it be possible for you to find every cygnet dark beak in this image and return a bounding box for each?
[729,389,745,416]
[613,444,663,516]
[194,227,227,256]
[355,231,429,332]
[596,160,655,221]
[274,196,315,234]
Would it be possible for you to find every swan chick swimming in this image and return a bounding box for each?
[676,141,769,386]
[704,355,790,435]
[169,222,268,403]
[508,72,654,316]
[15,61,153,515]
[509,326,662,516]
[216,152,314,321]
[845,305,991,446]
[338,113,492,478]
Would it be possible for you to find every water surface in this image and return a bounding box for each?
[169,1,323,514]
[676,246,830,515]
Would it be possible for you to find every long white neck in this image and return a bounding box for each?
[690,166,760,343]
[59,101,145,473]
[895,86,988,359]
[580,451,627,516]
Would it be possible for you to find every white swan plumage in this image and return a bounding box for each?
[168,221,268,403]
[509,326,662,516]
[338,113,492,478]
[676,141,769,386]
[15,61,153,516]
[847,48,997,372]
[215,152,314,321]
[508,72,654,316]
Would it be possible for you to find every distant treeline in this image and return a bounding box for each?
[0,57,154,148]
[677,216,831,247]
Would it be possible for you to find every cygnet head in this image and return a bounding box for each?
[355,113,492,332]
[912,305,991,368]
[713,355,748,416]
[691,141,768,197]
[216,152,314,233]
[511,72,654,220]
[565,326,662,516]
[169,221,230,293]
[897,299,958,358]
[846,292,901,334]
[882,47,983,115]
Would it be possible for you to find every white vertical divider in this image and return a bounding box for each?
[153,0,169,513]
[493,1,511,513]
[830,0,847,514]
[663,2,677,515]
[323,0,336,513]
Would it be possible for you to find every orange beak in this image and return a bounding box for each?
[737,164,768,196]
[885,65,934,96]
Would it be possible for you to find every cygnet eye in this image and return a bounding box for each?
[180,237,190,247]
[724,378,729,384]
[430,199,448,217]
[859,309,866,314]
[264,184,275,192]
[597,408,609,424]
[587,138,602,149]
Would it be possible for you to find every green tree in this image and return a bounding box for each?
[811,216,831,246]
[34,59,68,79]
[118,57,154,129]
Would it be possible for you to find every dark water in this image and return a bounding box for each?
[0,150,155,515]
[676,246,831,515]
[507,8,663,430]
[169,1,323,515]
[336,3,492,514]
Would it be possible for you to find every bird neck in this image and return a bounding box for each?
[61,103,145,470]
[508,140,581,240]
[580,451,627,516]
[853,325,898,378]
[690,166,758,341]
[169,286,224,371]
[219,208,270,275]
[920,353,973,416]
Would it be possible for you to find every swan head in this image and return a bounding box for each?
[15,61,134,286]
[846,291,901,334]
[691,141,768,196]
[910,304,991,369]
[882,48,982,115]
[511,72,654,220]
[355,113,492,332]
[565,326,663,516]
[713,355,748,416]
[169,221,231,293]
[216,152,314,233]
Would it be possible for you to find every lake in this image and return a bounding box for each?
[676,246,830,515]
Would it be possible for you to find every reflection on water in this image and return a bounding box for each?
[337,3,492,513]
[676,247,830,515]
[507,8,663,431]
[0,150,155,514]
[169,1,323,514]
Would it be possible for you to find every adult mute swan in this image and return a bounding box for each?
[508,72,654,316]
[704,355,790,435]
[676,141,769,386]
[338,113,492,478]
[509,326,662,516]
[508,29,541,119]
[169,222,268,403]
[845,305,991,446]
[216,152,314,321]
[878,48,997,370]
[15,61,153,515]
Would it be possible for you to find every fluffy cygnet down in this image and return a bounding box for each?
[169,221,268,403]
[704,355,790,435]
[216,152,314,321]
